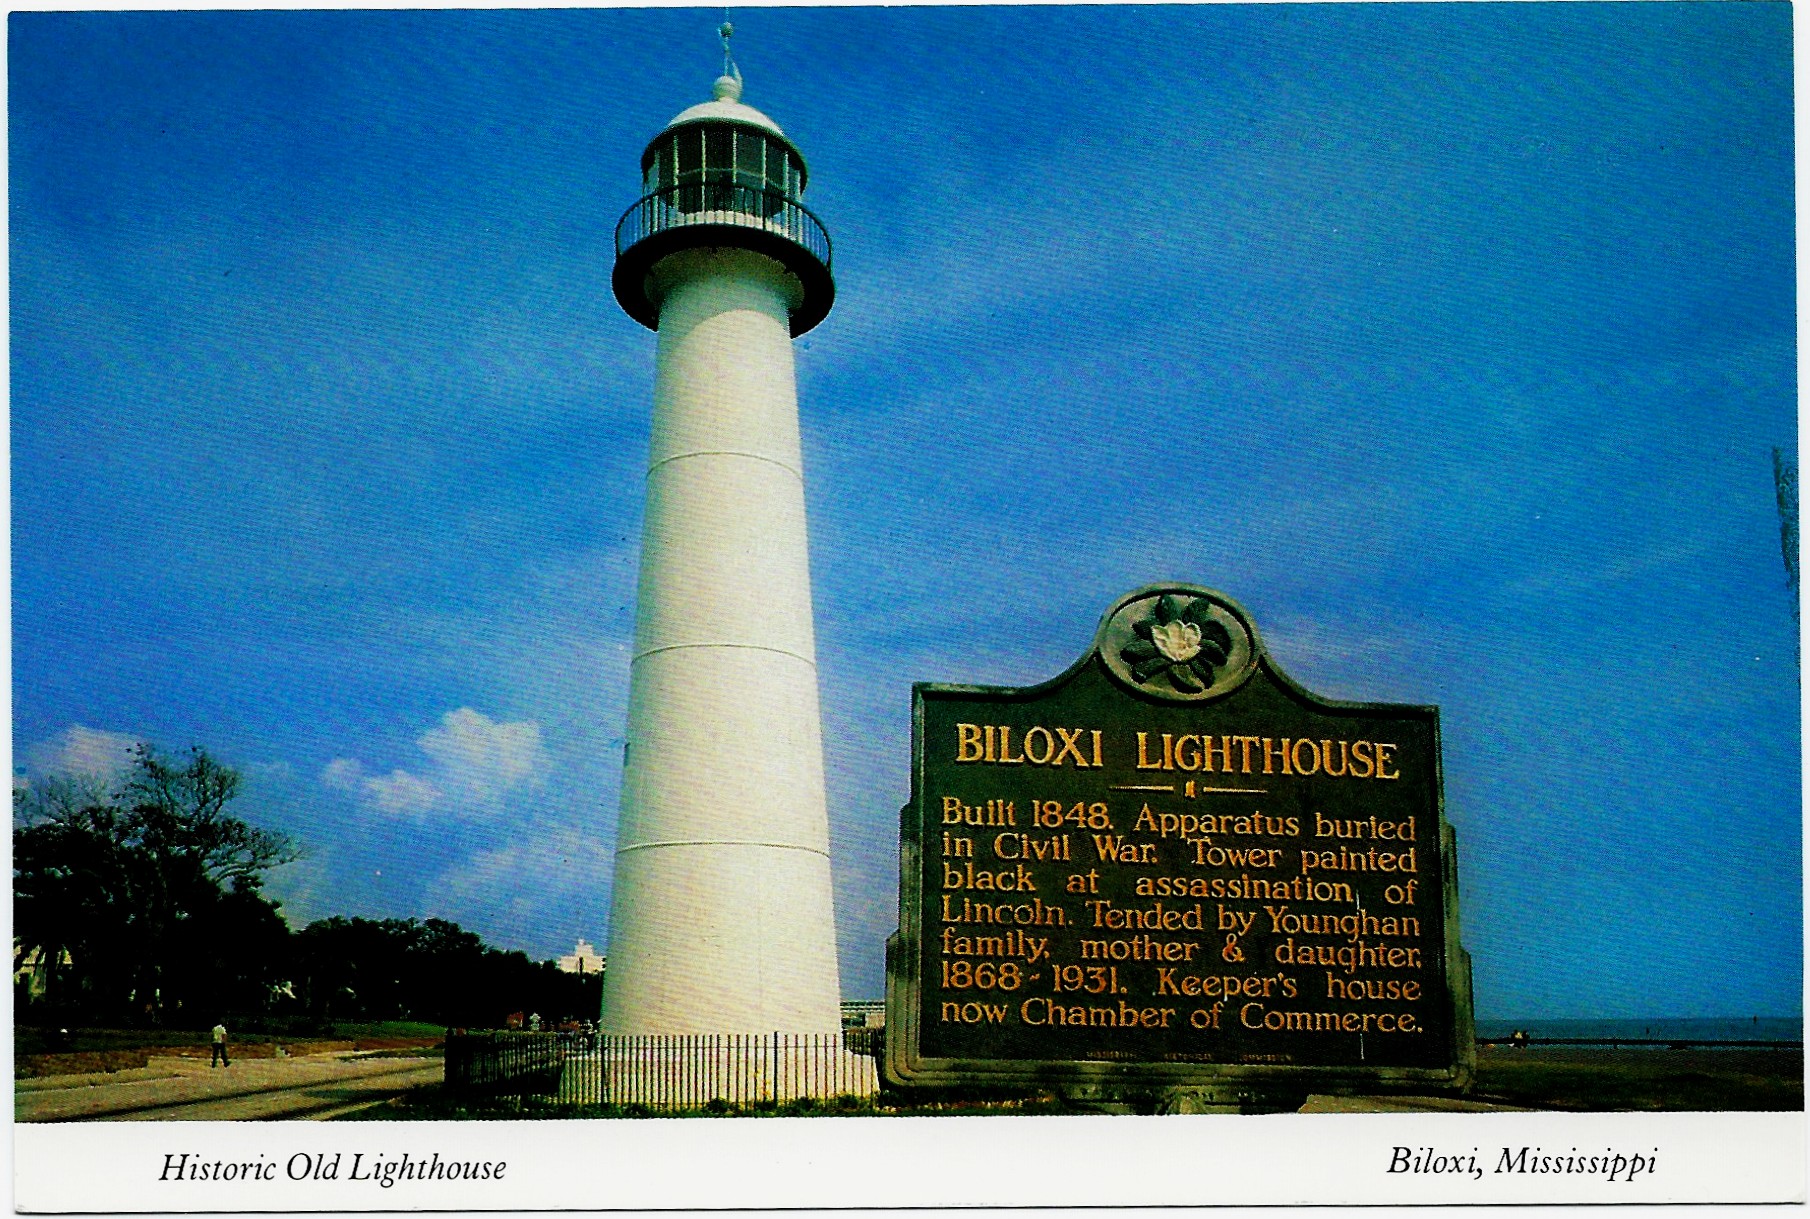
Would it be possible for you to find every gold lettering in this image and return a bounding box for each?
[1064,869,1100,894]
[943,860,1039,891]
[1298,845,1418,873]
[1173,734,1202,772]
[1262,737,1291,775]
[1201,735,1231,773]
[1236,1003,1421,1035]
[1291,737,1320,775]
[1136,732,1164,770]
[1235,736,1260,773]
[1051,727,1088,767]
[1322,739,1348,777]
[1324,974,1422,1002]
[1119,732,1406,779]
[1021,997,1176,1029]
[956,724,984,763]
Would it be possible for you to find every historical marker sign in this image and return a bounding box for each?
[885,585,1473,1104]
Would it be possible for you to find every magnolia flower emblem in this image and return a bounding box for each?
[1120,593,1233,694]
[1151,619,1202,663]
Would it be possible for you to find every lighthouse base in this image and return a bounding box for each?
[601,841,842,1036]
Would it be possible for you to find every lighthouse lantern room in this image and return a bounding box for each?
[613,56,833,335]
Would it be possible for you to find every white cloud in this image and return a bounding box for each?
[417,707,548,804]
[361,769,443,816]
[321,708,547,819]
[24,726,142,782]
[320,757,365,791]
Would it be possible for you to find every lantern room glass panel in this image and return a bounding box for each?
[674,129,703,211]
[644,125,807,220]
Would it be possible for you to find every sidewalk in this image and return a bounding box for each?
[16,1050,443,1122]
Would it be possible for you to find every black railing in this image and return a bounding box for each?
[444,1031,566,1096]
[842,1024,883,1058]
[446,1030,878,1109]
[615,182,832,272]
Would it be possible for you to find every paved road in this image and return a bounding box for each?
[16,1051,443,1122]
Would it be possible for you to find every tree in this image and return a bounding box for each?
[16,744,595,1030]
[13,745,295,1023]
[13,777,135,1016]
[291,915,600,1027]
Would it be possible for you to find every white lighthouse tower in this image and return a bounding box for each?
[603,37,841,1037]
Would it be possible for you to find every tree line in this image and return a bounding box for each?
[13,746,600,1029]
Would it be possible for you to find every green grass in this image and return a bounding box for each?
[333,1046,1805,1119]
[16,1020,445,1057]
[335,1086,1071,1120]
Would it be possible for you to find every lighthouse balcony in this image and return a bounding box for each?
[613,181,834,336]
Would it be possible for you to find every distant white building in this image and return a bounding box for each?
[840,1000,884,1029]
[557,939,606,976]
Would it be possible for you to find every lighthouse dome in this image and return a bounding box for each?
[643,71,809,188]
[662,73,790,142]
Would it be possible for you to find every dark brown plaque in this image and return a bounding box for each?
[884,585,1474,1105]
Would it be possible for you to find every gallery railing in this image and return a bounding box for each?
[615,182,832,272]
[445,1030,879,1109]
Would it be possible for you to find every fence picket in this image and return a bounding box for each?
[445,1029,880,1111]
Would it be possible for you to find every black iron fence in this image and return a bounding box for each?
[615,182,832,271]
[444,1031,566,1096]
[445,1030,879,1109]
[842,1024,883,1058]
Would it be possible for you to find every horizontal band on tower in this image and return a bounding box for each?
[632,641,816,666]
[615,838,830,859]
[646,448,804,482]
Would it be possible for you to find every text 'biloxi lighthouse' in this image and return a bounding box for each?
[602,49,842,1035]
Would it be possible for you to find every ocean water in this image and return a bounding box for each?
[1475,1017,1801,1043]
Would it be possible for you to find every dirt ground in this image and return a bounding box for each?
[1467,1044,1802,1111]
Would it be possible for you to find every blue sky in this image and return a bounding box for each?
[12,4,1798,1017]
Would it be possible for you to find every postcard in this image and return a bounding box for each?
[11,4,1802,1209]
